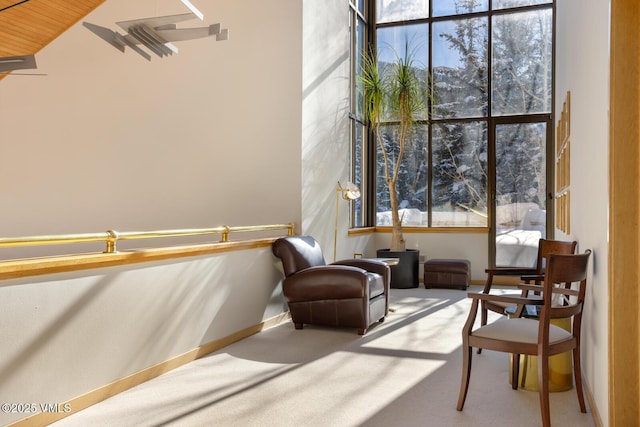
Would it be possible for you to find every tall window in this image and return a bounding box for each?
[349,0,369,227]
[365,0,553,232]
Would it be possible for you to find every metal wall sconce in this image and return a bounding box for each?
[334,181,361,261]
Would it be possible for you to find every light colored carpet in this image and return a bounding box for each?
[52,286,596,427]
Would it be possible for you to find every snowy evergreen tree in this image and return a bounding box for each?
[431,0,489,214]
[374,0,551,225]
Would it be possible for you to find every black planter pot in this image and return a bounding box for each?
[376,248,420,289]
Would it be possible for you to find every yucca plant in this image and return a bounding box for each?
[359,42,430,251]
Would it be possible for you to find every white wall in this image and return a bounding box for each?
[0,0,301,242]
[301,0,356,257]
[0,1,302,425]
[555,0,610,423]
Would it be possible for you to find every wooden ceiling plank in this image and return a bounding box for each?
[39,0,96,16]
[0,0,106,59]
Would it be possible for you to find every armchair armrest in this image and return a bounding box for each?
[283,265,369,302]
[462,292,545,336]
[518,283,544,292]
[483,267,538,293]
[518,282,544,298]
[332,259,390,279]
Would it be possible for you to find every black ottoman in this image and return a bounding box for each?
[424,259,471,290]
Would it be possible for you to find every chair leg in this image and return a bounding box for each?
[477,302,487,354]
[480,272,494,329]
[538,355,551,427]
[477,273,494,355]
[480,300,488,326]
[294,322,303,330]
[357,328,366,335]
[511,354,520,390]
[457,345,473,411]
[573,346,587,412]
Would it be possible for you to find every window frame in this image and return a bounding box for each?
[349,0,373,228]
[353,0,555,232]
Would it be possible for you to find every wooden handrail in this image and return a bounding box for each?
[0,223,295,281]
[0,223,295,254]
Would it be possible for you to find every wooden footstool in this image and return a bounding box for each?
[424,259,471,290]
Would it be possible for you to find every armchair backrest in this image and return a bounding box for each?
[272,235,327,277]
[536,238,578,273]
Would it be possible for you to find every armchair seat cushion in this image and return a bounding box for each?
[283,265,371,302]
[472,317,572,344]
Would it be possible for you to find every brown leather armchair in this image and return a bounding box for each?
[272,235,390,335]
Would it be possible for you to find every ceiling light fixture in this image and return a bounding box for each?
[84,0,228,61]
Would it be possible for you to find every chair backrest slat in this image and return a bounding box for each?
[550,304,581,319]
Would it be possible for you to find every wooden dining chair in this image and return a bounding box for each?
[480,238,578,327]
[457,250,591,427]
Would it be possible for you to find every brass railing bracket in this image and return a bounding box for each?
[105,230,119,253]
